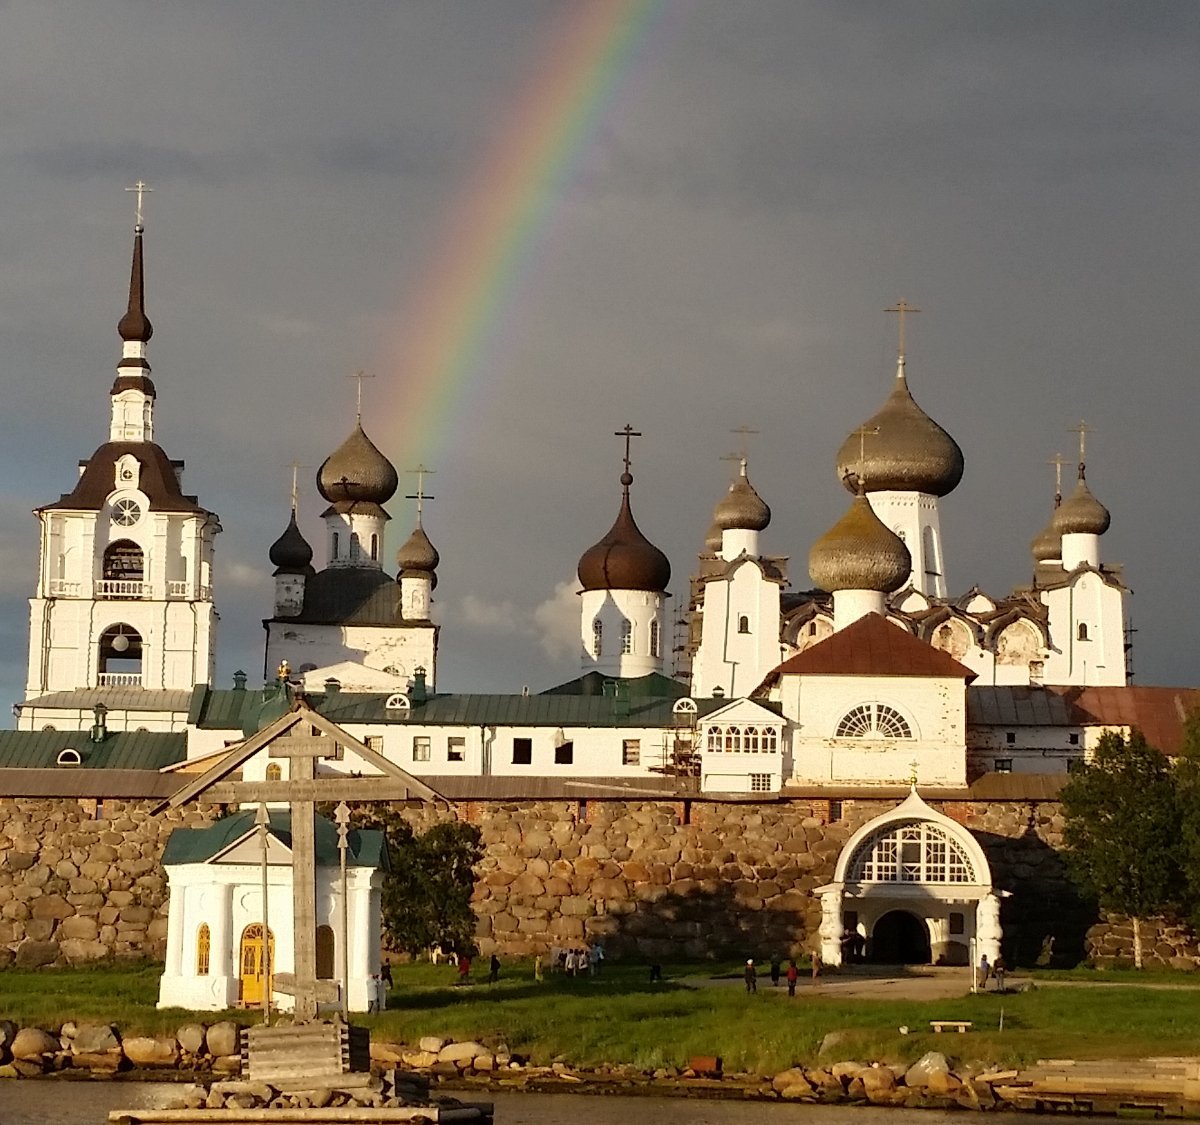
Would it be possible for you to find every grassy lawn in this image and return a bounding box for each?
[3,959,1199,1074]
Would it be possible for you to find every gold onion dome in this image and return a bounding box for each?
[1051,468,1110,536]
[703,518,723,554]
[268,510,314,573]
[713,463,771,532]
[397,524,439,574]
[578,472,671,593]
[316,423,399,505]
[1030,515,1061,563]
[809,488,912,593]
[836,357,964,497]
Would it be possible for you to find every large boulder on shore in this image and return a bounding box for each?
[124,1036,180,1068]
[177,1024,206,1056]
[207,1021,241,1058]
[438,1041,485,1065]
[904,1050,952,1089]
[72,1024,121,1054]
[14,940,60,969]
[11,1028,60,1060]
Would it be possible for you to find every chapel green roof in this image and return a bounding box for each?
[0,729,187,770]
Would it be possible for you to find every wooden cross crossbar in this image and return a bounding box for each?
[272,972,341,1005]
[267,736,344,762]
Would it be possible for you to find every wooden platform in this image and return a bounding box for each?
[995,1056,1200,1117]
[109,1106,491,1123]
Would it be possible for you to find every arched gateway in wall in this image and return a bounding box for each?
[815,788,1003,967]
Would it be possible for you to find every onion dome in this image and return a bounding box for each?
[703,518,723,554]
[1052,466,1110,536]
[578,471,671,593]
[809,486,911,593]
[117,226,153,344]
[713,460,771,532]
[269,509,314,572]
[397,524,439,574]
[316,423,399,505]
[1030,516,1061,564]
[836,356,963,496]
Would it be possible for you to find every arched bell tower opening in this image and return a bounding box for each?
[101,539,145,597]
[98,623,143,686]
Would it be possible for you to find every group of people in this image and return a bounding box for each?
[542,942,605,978]
[744,951,821,996]
[977,953,1007,992]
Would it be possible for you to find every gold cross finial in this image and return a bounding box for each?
[405,464,435,522]
[125,180,153,229]
[730,425,759,465]
[286,461,309,513]
[1069,419,1094,466]
[851,424,880,486]
[614,424,641,492]
[719,451,744,480]
[1047,452,1068,503]
[885,299,921,358]
[909,759,920,787]
[347,370,375,422]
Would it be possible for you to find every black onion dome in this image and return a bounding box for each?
[836,359,963,497]
[397,524,439,574]
[317,423,399,505]
[578,484,671,593]
[809,490,911,593]
[1052,468,1110,536]
[713,466,771,532]
[117,227,153,343]
[269,510,314,572]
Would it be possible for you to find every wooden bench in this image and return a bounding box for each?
[929,1020,973,1034]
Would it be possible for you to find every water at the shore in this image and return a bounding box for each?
[0,1081,1091,1125]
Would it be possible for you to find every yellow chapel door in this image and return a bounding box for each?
[239,924,274,1006]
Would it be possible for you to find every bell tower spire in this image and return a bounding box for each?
[110,181,157,442]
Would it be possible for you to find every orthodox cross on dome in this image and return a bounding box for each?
[286,461,310,514]
[405,464,435,524]
[1070,419,1094,469]
[886,299,921,359]
[347,370,375,422]
[125,180,153,229]
[1047,452,1068,505]
[720,451,744,480]
[848,424,880,487]
[730,424,760,465]
[614,424,641,494]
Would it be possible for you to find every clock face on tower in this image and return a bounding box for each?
[111,497,143,527]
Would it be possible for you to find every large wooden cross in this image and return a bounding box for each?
[886,299,920,356]
[266,727,345,1021]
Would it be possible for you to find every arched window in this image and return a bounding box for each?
[706,725,722,751]
[592,619,603,657]
[370,534,379,561]
[332,532,340,559]
[738,615,750,634]
[266,763,282,781]
[836,703,912,739]
[316,924,335,980]
[744,726,759,752]
[101,540,145,595]
[650,619,660,658]
[1077,622,1089,641]
[196,923,211,975]
[922,525,940,577]
[848,820,975,884]
[724,726,741,751]
[762,727,778,752]
[97,623,143,686]
[621,620,633,655]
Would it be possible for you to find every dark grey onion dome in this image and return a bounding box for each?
[836,357,963,497]
[397,524,439,574]
[578,475,671,593]
[117,227,154,343]
[1052,467,1110,536]
[703,518,723,554]
[809,489,911,593]
[713,464,771,532]
[316,423,399,505]
[269,510,314,572]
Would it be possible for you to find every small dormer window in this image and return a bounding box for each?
[114,455,141,491]
[57,748,82,767]
[385,692,412,716]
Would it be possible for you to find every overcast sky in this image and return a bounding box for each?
[2,1,1198,718]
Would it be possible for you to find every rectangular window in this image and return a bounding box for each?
[828,799,843,823]
[364,735,384,753]
[512,738,532,765]
[994,758,1013,774]
[842,910,858,931]
[750,773,771,792]
[622,739,640,766]
[555,740,574,765]
[447,736,466,763]
[1068,733,1080,746]
[949,912,964,935]
[412,736,431,762]
[1005,731,1016,745]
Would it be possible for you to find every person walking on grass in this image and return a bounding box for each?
[488,953,500,984]
[786,958,798,998]
[993,955,1006,992]
[534,953,544,983]
[811,945,821,983]
[770,955,782,987]
[744,959,757,994]
[978,953,991,990]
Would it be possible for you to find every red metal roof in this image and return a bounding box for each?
[1061,685,1200,755]
[759,612,975,688]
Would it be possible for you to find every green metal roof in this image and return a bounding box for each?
[0,729,187,770]
[539,671,691,698]
[162,810,388,870]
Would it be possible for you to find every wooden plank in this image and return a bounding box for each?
[207,779,432,802]
[109,1109,487,1123]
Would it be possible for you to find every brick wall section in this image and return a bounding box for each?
[1,795,1196,968]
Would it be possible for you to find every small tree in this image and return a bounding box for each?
[355,810,482,956]
[1060,729,1180,967]
[1171,709,1200,930]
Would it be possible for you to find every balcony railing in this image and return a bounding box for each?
[46,580,212,601]
[97,672,142,687]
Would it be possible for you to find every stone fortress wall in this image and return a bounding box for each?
[1,795,1196,970]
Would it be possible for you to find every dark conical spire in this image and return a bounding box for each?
[117,225,153,344]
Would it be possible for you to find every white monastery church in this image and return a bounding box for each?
[3,211,1197,987]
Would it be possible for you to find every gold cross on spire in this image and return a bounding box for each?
[614,424,641,489]
[850,424,880,486]
[720,451,743,480]
[125,180,153,229]
[1070,419,1094,465]
[730,425,760,464]
[1047,452,1068,503]
[885,299,921,358]
[286,461,309,513]
[405,464,435,523]
[347,370,375,422]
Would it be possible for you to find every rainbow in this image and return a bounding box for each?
[380,0,668,472]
